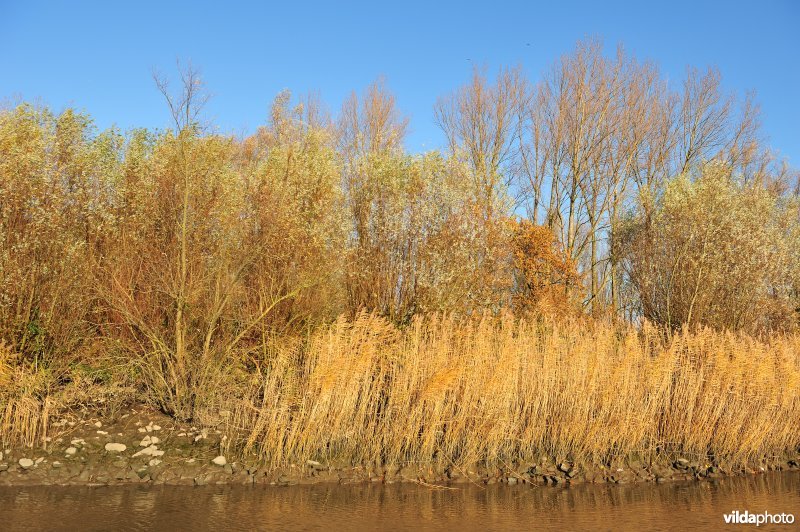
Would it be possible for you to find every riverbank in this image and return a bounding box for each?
[1,404,798,488]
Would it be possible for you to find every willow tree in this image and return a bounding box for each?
[618,162,799,333]
[100,68,341,420]
[433,67,524,309]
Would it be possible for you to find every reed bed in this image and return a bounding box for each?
[0,343,53,448]
[236,313,800,469]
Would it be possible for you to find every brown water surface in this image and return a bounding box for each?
[0,473,798,531]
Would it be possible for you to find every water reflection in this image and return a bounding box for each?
[0,473,797,531]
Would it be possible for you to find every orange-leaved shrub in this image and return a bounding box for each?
[509,219,581,315]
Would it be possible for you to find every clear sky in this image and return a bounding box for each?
[1,0,798,164]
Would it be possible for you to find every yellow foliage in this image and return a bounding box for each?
[620,162,799,333]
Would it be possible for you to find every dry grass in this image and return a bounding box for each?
[0,396,52,449]
[0,340,137,448]
[0,341,53,448]
[234,313,800,469]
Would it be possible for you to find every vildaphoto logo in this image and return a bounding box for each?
[723,510,795,526]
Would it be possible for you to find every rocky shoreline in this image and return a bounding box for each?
[1,405,798,488]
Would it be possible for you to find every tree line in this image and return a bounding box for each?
[1,40,798,416]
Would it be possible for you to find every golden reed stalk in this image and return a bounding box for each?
[235,312,800,470]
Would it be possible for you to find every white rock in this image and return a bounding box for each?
[65,447,77,456]
[148,459,162,467]
[18,458,34,469]
[132,445,164,458]
[104,443,126,453]
[139,436,152,447]
[96,430,108,435]
[70,438,85,446]
[34,457,44,465]
[137,427,147,433]
[151,424,161,431]
[94,421,102,428]
[212,456,227,466]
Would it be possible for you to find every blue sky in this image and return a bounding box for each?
[1,0,798,164]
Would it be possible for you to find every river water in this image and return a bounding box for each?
[0,472,798,531]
